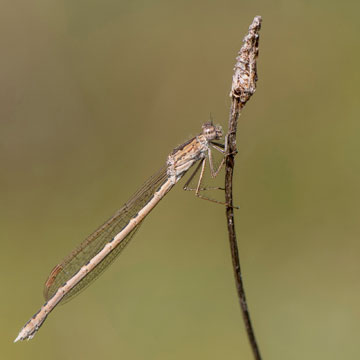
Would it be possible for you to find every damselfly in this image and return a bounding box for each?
[15,122,225,342]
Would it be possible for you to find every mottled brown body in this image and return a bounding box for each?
[15,122,223,342]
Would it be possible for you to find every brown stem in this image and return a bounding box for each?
[225,16,262,360]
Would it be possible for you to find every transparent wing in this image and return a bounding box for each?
[43,167,168,303]
[60,225,141,304]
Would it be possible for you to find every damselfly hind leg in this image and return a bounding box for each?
[183,158,238,208]
[183,140,239,209]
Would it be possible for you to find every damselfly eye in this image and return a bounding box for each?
[201,123,223,141]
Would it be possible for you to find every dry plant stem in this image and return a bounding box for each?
[225,16,262,360]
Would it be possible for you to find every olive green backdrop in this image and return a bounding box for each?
[2,1,360,359]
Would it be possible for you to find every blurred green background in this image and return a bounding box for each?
[2,1,360,359]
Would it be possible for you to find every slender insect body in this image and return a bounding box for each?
[15,122,223,342]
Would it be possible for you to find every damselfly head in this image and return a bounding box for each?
[202,122,223,141]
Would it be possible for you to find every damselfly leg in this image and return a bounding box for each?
[183,136,238,208]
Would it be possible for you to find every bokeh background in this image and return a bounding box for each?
[2,1,360,359]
